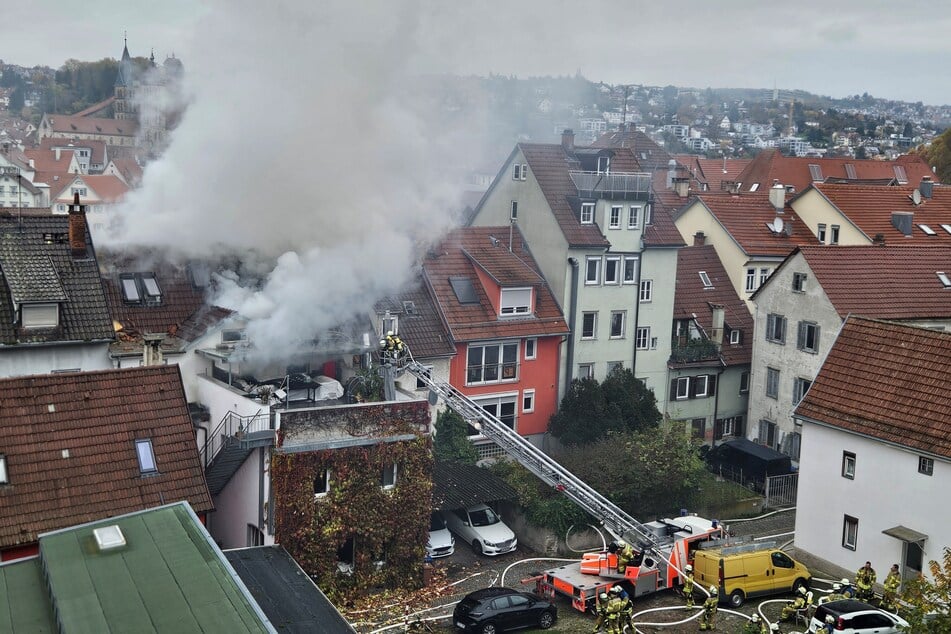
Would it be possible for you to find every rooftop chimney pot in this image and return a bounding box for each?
[693,231,705,246]
[920,176,934,199]
[561,129,574,151]
[770,181,786,213]
[68,192,87,258]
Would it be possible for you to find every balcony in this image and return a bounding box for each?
[569,170,652,200]
[670,338,721,364]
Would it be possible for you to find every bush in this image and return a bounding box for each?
[433,409,478,464]
[489,460,587,536]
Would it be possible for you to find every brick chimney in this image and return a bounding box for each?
[68,192,87,258]
[673,176,689,197]
[561,129,574,151]
[694,231,706,246]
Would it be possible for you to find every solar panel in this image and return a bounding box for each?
[449,276,479,304]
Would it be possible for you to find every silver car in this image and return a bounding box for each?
[427,511,455,558]
[444,503,517,556]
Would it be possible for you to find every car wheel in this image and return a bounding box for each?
[472,540,484,556]
[793,577,808,593]
[479,622,497,634]
[728,589,744,607]
[537,609,555,629]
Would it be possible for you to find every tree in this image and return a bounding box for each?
[433,409,478,464]
[601,367,661,432]
[918,127,951,184]
[899,546,951,632]
[855,146,868,160]
[549,377,614,445]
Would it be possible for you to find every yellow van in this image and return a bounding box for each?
[692,547,811,607]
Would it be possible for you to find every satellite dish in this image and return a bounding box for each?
[770,217,784,233]
[912,189,922,205]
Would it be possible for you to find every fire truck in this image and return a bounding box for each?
[383,345,724,613]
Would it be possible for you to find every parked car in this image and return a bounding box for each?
[808,599,909,633]
[427,511,455,558]
[453,587,555,633]
[444,503,517,556]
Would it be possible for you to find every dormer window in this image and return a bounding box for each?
[21,303,59,328]
[580,202,595,224]
[597,156,610,174]
[500,287,532,316]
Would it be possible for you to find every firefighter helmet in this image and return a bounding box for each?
[599,592,608,601]
[616,539,626,548]
[685,564,693,572]
[826,615,835,624]
[770,624,780,632]
[841,577,851,585]
[610,585,622,594]
[832,582,842,591]
[798,585,808,596]
[709,585,718,595]
[750,614,760,623]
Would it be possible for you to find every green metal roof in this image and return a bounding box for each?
[0,557,56,633]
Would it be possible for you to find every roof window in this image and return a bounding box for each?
[893,165,908,184]
[937,272,951,288]
[808,164,823,182]
[0,454,7,484]
[449,276,479,304]
[941,224,951,235]
[135,439,157,474]
[119,273,162,305]
[918,224,937,236]
[844,164,857,179]
[699,271,713,288]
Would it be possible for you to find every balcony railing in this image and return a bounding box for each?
[569,170,652,199]
[670,338,721,363]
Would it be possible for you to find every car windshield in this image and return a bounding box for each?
[469,507,500,527]
[430,513,447,531]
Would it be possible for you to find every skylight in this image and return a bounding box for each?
[93,525,127,551]
[893,165,908,184]
[749,183,759,192]
[135,439,157,474]
[941,224,951,235]
[699,271,713,288]
[938,272,951,288]
[120,275,140,302]
[0,454,7,484]
[808,164,823,182]
[918,224,937,236]
[844,164,857,179]
[141,274,161,300]
[449,276,479,304]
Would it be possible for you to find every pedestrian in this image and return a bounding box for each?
[856,561,876,601]
[780,585,808,621]
[591,591,609,634]
[699,586,718,631]
[882,564,901,611]
[683,564,697,609]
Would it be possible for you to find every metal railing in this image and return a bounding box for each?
[569,170,652,198]
[670,338,721,363]
[764,472,799,509]
[200,409,272,467]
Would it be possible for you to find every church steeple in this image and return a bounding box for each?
[115,32,133,87]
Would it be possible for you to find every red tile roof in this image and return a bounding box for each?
[793,244,951,319]
[23,148,80,175]
[44,114,137,138]
[38,137,107,167]
[423,226,568,342]
[0,365,214,547]
[52,174,129,202]
[683,192,820,257]
[107,157,143,186]
[675,155,752,192]
[805,182,951,243]
[735,148,937,194]
[674,245,753,366]
[375,281,455,360]
[592,128,672,170]
[795,316,951,459]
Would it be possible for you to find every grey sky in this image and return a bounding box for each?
[6,1,950,105]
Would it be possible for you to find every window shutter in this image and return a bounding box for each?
[797,321,805,349]
[708,374,717,396]
[690,377,699,398]
[736,416,746,437]
[780,317,787,343]
[714,419,724,440]
[670,378,678,400]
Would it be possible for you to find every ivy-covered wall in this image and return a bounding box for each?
[271,401,433,601]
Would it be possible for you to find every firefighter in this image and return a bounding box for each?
[612,585,634,632]
[741,613,766,634]
[605,589,625,634]
[380,331,405,360]
[615,539,636,574]
[881,564,901,611]
[699,586,718,631]
[769,624,779,633]
[819,582,843,604]
[683,564,697,608]
[780,585,808,621]
[591,591,610,633]
[855,561,877,601]
[820,614,835,633]
[840,578,856,599]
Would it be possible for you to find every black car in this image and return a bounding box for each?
[453,587,556,634]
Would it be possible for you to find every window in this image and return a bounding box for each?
[758,419,777,448]
[0,454,7,484]
[623,257,638,284]
[635,327,650,350]
[759,267,771,286]
[578,363,594,379]
[500,287,532,315]
[520,164,527,180]
[938,271,951,288]
[524,338,536,360]
[382,462,397,489]
[473,395,517,431]
[893,165,908,184]
[842,451,856,479]
[792,272,807,293]
[382,312,398,335]
[247,524,265,547]
[609,311,625,338]
[817,224,827,244]
[842,515,858,550]
[643,204,654,226]
[581,202,595,224]
[729,329,741,345]
[71,186,88,196]
[907,541,924,572]
[739,371,750,394]
[606,361,623,374]
[830,224,840,244]
[920,224,937,235]
[522,389,535,413]
[21,304,58,328]
[628,206,640,229]
[314,469,331,497]
[765,367,780,398]
[718,415,743,438]
[745,267,757,293]
[585,257,601,284]
[691,418,705,439]
[512,163,522,180]
[919,456,934,476]
[141,274,161,303]
[510,201,518,220]
[466,342,519,384]
[120,274,141,302]
[639,279,653,302]
[674,376,690,400]
[450,276,480,304]
[415,365,433,390]
[793,377,812,404]
[597,156,610,174]
[766,314,787,344]
[693,375,710,397]
[698,271,713,288]
[797,321,820,353]
[808,164,823,182]
[222,329,247,342]
[604,257,620,284]
[609,205,622,229]
[135,439,157,474]
[581,312,597,339]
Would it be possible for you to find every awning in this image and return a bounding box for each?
[882,525,928,544]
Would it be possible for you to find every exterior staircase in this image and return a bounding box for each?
[202,411,274,497]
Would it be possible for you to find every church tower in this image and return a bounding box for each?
[114,36,136,121]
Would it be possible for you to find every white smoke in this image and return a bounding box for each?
[105,1,478,363]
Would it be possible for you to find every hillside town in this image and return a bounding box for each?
[1,22,951,634]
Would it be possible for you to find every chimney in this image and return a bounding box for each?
[55,147,61,161]
[142,333,165,366]
[68,192,87,258]
[28,158,35,169]
[920,176,933,199]
[561,129,574,151]
[769,179,785,212]
[710,304,725,346]
[666,159,677,189]
[673,176,689,198]
[891,211,913,236]
[873,233,886,246]
[693,231,705,246]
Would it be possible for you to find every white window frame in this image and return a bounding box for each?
[842,452,856,479]
[314,469,332,498]
[758,267,771,287]
[500,287,532,316]
[699,271,712,288]
[135,439,157,474]
[581,312,597,340]
[729,329,741,345]
[919,456,934,476]
[745,267,757,293]
[609,205,622,229]
[0,454,7,484]
[643,204,654,226]
[522,389,535,413]
[382,462,398,490]
[585,257,601,285]
[597,155,610,174]
[792,272,807,293]
[635,326,650,350]
[512,163,522,180]
[675,376,690,400]
[693,374,710,397]
[639,279,653,302]
[830,224,840,244]
[510,200,518,221]
[817,224,827,244]
[21,303,59,328]
[578,363,594,380]
[604,256,621,284]
[609,311,625,339]
[473,393,519,433]
[466,341,519,385]
[520,164,527,180]
[739,371,750,394]
[524,338,537,360]
[581,202,595,224]
[623,257,638,284]
[842,515,858,551]
[797,320,820,353]
[628,206,640,229]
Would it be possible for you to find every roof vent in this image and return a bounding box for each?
[93,525,126,551]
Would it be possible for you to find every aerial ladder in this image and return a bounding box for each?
[380,341,723,611]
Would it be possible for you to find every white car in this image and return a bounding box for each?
[427,511,455,558]
[808,599,909,633]
[444,503,517,556]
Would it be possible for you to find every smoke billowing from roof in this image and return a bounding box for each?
[104,1,471,363]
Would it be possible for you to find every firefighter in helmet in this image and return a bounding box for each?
[741,613,766,634]
[840,578,856,599]
[699,585,718,631]
[769,624,779,633]
[611,585,633,632]
[820,614,835,633]
[881,564,901,611]
[819,582,843,604]
[604,588,625,634]
[591,591,610,633]
[682,564,697,608]
[780,585,808,621]
[614,539,636,574]
[855,561,877,602]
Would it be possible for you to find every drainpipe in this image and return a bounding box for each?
[631,244,644,373]
[565,257,580,395]
[711,362,726,448]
